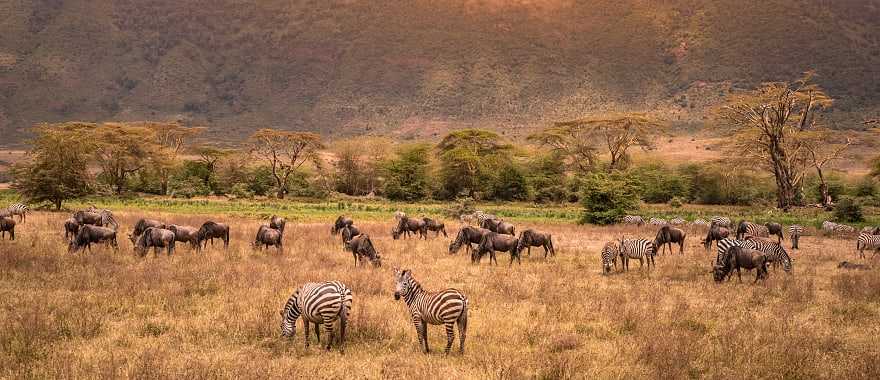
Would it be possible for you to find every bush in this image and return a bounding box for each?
[169,177,210,198]
[679,163,773,205]
[444,197,475,219]
[833,196,864,223]
[806,174,848,204]
[248,166,276,196]
[491,164,529,201]
[627,163,689,203]
[579,172,639,225]
[854,177,876,198]
[669,196,683,208]
[382,144,430,201]
[228,183,253,199]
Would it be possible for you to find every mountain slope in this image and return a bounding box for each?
[0,0,878,145]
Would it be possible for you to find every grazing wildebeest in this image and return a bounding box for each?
[331,215,354,236]
[64,218,80,242]
[517,229,555,258]
[765,222,784,243]
[129,219,166,245]
[703,226,730,251]
[481,218,515,236]
[392,217,427,240]
[134,227,176,257]
[654,225,686,255]
[340,224,361,249]
[270,215,286,235]
[168,224,200,250]
[422,217,448,237]
[713,246,768,283]
[197,221,230,249]
[253,225,283,252]
[68,225,118,253]
[448,226,491,256]
[474,232,521,265]
[0,217,15,240]
[73,209,117,229]
[837,261,870,270]
[347,234,382,267]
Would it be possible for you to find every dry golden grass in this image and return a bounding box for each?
[2,211,879,379]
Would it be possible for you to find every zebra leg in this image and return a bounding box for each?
[412,316,426,353]
[444,322,455,355]
[323,318,335,350]
[304,320,310,348]
[314,322,321,343]
[458,305,467,354]
[421,319,429,353]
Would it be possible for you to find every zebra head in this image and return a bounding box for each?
[280,290,302,337]
[393,268,412,301]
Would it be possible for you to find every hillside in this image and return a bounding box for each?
[1,0,879,145]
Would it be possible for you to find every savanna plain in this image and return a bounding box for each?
[1,207,879,379]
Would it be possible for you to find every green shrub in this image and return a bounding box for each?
[806,174,849,204]
[833,196,864,223]
[169,177,210,198]
[229,183,253,199]
[491,164,529,201]
[854,177,876,198]
[669,196,683,208]
[579,172,639,225]
[627,163,689,203]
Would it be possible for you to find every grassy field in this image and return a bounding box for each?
[1,207,879,379]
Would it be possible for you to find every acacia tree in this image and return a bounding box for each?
[92,123,159,194]
[801,132,852,206]
[527,124,598,173]
[720,73,832,209]
[11,123,94,209]
[249,128,324,199]
[551,114,666,171]
[142,122,205,194]
[195,145,233,188]
[436,129,511,199]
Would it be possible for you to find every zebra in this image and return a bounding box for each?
[789,225,804,250]
[393,268,468,355]
[618,238,656,270]
[280,281,353,351]
[669,217,686,226]
[856,233,880,259]
[2,203,28,223]
[735,221,769,240]
[648,217,667,226]
[716,238,791,273]
[823,221,855,234]
[691,219,710,228]
[601,241,619,274]
[710,216,732,228]
[621,215,645,226]
[472,210,498,226]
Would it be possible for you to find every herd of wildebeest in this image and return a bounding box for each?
[1,203,879,353]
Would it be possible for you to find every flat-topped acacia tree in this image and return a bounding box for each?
[249,128,324,199]
[547,113,667,171]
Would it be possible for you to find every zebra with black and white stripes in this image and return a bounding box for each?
[472,210,498,227]
[789,225,804,250]
[823,221,855,234]
[601,241,619,274]
[717,238,791,273]
[669,217,686,226]
[648,217,667,226]
[856,233,880,259]
[710,216,732,229]
[618,238,656,270]
[280,281,353,351]
[691,219,710,228]
[735,221,769,240]
[393,268,468,355]
[621,215,645,226]
[2,203,28,223]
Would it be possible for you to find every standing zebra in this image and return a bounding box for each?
[856,233,880,259]
[710,216,732,229]
[669,217,686,226]
[716,238,791,273]
[621,215,645,226]
[735,221,769,240]
[691,219,710,228]
[618,238,656,270]
[789,225,804,250]
[472,210,498,227]
[3,203,28,223]
[280,281,353,351]
[648,217,668,226]
[393,268,468,355]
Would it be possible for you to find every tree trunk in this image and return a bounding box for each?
[55,199,62,210]
[769,140,797,210]
[817,168,831,206]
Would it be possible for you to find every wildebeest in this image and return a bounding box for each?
[134,227,176,257]
[73,208,117,229]
[197,221,230,249]
[347,234,382,267]
[68,225,118,253]
[474,232,521,265]
[129,219,166,245]
[654,225,686,255]
[392,217,427,240]
[341,225,361,249]
[422,217,448,237]
[517,229,555,258]
[253,225,283,252]
[63,218,80,242]
[765,222,784,243]
[448,226,492,256]
[703,226,730,251]
[168,224,200,250]
[481,218,515,236]
[837,261,870,270]
[0,217,15,240]
[713,246,768,283]
[270,215,286,235]
[331,215,354,236]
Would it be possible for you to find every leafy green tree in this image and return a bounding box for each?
[833,196,864,223]
[11,124,94,209]
[491,163,529,201]
[436,129,511,199]
[382,144,430,201]
[579,172,639,225]
[249,128,324,199]
[627,163,688,203]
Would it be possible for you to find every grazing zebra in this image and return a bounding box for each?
[280,281,353,351]
[859,226,880,235]
[735,221,769,240]
[618,238,656,270]
[648,217,668,226]
[2,203,28,223]
[823,221,855,234]
[691,219,710,228]
[716,238,791,273]
[710,216,732,228]
[789,225,804,250]
[601,241,619,274]
[393,268,468,355]
[856,233,880,259]
[669,217,686,226]
[621,215,645,226]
